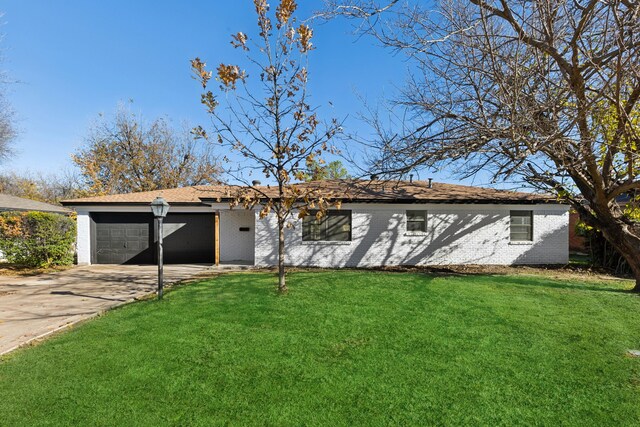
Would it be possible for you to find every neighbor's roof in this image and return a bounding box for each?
[61,180,558,206]
[0,194,71,214]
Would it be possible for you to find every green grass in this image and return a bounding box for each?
[569,252,593,267]
[1,271,640,426]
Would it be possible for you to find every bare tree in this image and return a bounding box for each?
[191,0,342,292]
[0,91,14,163]
[0,28,16,163]
[73,106,220,195]
[326,0,640,290]
[0,169,82,204]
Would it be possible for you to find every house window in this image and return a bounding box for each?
[302,210,352,242]
[510,210,533,241]
[406,210,427,232]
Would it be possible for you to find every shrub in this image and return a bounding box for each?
[0,211,76,267]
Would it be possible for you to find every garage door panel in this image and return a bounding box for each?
[109,240,125,249]
[110,229,125,238]
[126,228,143,238]
[96,240,110,250]
[127,241,142,251]
[92,213,153,264]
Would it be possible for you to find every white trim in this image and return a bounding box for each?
[301,241,352,245]
[404,232,429,237]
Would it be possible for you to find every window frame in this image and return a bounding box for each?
[510,210,534,242]
[302,210,352,242]
[406,210,428,233]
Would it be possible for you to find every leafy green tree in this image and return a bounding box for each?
[305,160,351,181]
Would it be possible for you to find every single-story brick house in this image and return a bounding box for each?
[61,180,568,267]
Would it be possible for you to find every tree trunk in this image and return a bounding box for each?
[277,219,288,293]
[595,215,640,292]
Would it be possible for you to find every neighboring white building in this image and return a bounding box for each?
[61,180,569,267]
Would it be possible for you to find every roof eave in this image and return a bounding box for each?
[199,197,561,204]
[0,207,71,213]
[60,201,208,207]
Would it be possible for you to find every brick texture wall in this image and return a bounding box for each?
[219,209,255,263]
[76,211,92,265]
[254,203,569,267]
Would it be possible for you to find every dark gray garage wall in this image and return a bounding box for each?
[162,213,214,264]
[91,212,214,264]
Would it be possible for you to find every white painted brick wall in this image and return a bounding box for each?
[76,211,92,265]
[254,203,569,267]
[219,209,256,263]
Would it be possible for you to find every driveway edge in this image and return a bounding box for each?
[0,293,149,357]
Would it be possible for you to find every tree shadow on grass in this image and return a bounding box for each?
[339,265,634,295]
[493,275,634,294]
[361,264,635,294]
[190,267,637,297]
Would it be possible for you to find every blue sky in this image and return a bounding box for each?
[0,0,475,185]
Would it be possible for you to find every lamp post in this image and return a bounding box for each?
[150,197,170,299]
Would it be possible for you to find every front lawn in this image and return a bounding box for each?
[1,271,639,425]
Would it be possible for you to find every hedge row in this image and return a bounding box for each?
[0,211,76,268]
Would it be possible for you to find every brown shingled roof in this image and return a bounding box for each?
[61,186,229,205]
[61,180,557,206]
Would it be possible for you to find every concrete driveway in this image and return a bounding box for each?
[0,264,211,355]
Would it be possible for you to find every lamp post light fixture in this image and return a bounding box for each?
[150,197,170,299]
